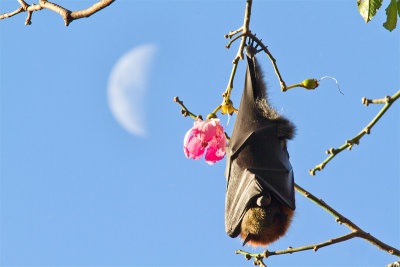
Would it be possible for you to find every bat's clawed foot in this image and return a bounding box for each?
[245,45,257,58]
[245,35,261,57]
[246,35,256,47]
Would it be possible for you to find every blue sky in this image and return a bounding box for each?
[1,1,399,266]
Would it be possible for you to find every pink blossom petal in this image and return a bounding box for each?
[183,127,194,147]
[192,119,219,143]
[205,139,226,164]
[184,135,206,160]
[218,133,227,150]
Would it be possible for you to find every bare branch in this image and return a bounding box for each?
[0,7,24,19]
[237,183,400,265]
[39,0,70,25]
[25,10,32,25]
[362,95,391,106]
[224,27,243,39]
[0,0,115,26]
[173,96,202,120]
[309,89,400,175]
[70,0,115,21]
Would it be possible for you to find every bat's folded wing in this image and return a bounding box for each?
[225,168,262,237]
[224,165,294,238]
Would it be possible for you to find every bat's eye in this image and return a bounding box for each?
[256,193,271,207]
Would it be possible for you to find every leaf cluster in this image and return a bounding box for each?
[357,0,400,31]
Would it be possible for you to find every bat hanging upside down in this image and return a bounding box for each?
[224,40,296,247]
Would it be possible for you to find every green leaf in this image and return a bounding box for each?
[357,0,383,23]
[398,0,400,16]
[383,0,398,31]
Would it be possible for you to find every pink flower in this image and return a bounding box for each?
[183,119,227,164]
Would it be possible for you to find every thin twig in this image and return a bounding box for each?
[25,10,32,25]
[173,96,201,120]
[0,7,24,19]
[309,89,400,175]
[362,95,390,106]
[0,0,114,26]
[225,27,243,39]
[225,32,246,50]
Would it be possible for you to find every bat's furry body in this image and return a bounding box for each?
[224,43,295,247]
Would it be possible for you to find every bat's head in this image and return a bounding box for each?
[240,192,294,247]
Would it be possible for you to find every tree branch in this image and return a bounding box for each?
[309,89,400,175]
[70,0,114,21]
[0,6,24,20]
[0,0,115,26]
[237,183,400,265]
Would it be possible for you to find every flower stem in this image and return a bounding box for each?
[212,105,222,115]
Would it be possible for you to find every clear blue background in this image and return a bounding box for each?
[1,0,399,266]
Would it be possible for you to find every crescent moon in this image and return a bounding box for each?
[107,44,158,137]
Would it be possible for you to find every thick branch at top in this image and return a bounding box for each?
[0,0,115,26]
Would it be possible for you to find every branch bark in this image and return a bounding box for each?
[0,0,115,26]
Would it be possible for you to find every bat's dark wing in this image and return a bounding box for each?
[224,53,295,238]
